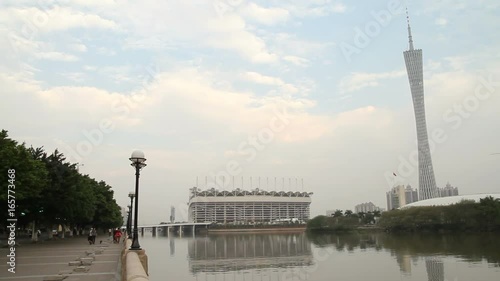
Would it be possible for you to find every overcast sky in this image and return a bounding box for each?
[1,0,499,223]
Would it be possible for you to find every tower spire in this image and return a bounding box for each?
[406,7,414,50]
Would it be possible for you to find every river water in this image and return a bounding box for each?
[138,231,500,281]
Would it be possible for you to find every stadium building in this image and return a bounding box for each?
[188,187,312,224]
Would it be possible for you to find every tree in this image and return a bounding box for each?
[307,215,327,229]
[362,212,375,224]
[344,210,353,217]
[1,131,124,237]
[0,130,48,237]
[333,210,343,218]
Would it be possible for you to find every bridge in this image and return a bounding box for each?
[131,222,212,237]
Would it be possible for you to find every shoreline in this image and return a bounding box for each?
[208,226,306,234]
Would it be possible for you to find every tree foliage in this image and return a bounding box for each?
[0,130,123,233]
[378,197,500,232]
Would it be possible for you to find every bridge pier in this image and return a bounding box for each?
[136,223,209,237]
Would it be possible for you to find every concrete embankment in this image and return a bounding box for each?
[121,239,149,281]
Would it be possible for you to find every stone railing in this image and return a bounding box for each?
[122,239,149,281]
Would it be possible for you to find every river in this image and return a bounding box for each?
[138,231,500,281]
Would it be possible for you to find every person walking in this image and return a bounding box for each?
[91,227,97,244]
[114,228,122,243]
[87,228,93,245]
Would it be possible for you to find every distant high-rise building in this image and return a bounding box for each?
[403,11,439,200]
[438,182,459,197]
[387,185,419,210]
[170,206,175,223]
[387,185,405,210]
[354,202,383,213]
[405,184,419,204]
[121,206,128,225]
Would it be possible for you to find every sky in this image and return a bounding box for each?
[1,0,499,224]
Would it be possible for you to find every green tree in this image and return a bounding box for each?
[0,131,48,236]
[307,215,327,229]
[1,130,130,237]
[333,210,343,218]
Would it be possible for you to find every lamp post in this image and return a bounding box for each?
[128,192,135,239]
[129,150,146,250]
[126,205,131,239]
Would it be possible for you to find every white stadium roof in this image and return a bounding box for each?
[400,193,500,209]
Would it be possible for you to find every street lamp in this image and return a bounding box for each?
[129,150,146,250]
[126,204,132,239]
[128,192,135,239]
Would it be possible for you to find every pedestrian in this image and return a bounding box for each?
[114,229,122,243]
[87,228,93,245]
[91,227,97,244]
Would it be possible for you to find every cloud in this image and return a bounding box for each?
[113,1,277,63]
[435,17,448,26]
[61,72,86,82]
[241,3,290,25]
[0,7,118,32]
[281,0,347,17]
[444,56,475,71]
[96,47,117,56]
[243,71,299,94]
[69,43,88,52]
[283,55,310,66]
[339,70,406,94]
[13,66,331,145]
[204,15,278,63]
[36,51,79,62]
[270,32,335,58]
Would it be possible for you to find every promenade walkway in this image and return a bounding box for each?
[0,236,121,281]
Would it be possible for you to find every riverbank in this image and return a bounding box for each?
[307,226,384,234]
[208,226,306,234]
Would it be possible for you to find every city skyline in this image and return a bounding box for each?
[1,1,499,223]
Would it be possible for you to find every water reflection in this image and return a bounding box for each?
[170,237,175,256]
[425,257,444,281]
[307,232,500,280]
[141,232,500,281]
[307,232,500,266]
[188,234,313,274]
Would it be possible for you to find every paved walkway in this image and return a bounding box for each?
[0,236,122,281]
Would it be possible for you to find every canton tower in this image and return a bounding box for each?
[403,11,438,200]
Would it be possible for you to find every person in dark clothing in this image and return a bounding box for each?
[91,227,97,244]
[87,228,93,245]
